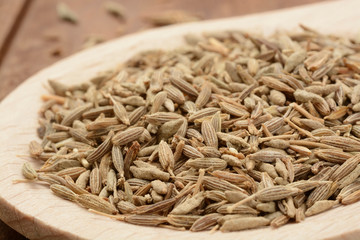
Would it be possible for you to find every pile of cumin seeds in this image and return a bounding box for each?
[21,26,360,232]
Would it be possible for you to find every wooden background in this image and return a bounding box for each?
[0,0,324,239]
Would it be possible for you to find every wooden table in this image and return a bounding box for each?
[0,0,324,239]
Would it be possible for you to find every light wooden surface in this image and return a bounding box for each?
[0,0,359,239]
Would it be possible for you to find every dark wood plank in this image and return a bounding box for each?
[0,220,26,240]
[0,0,29,64]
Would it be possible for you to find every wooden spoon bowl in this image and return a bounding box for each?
[0,1,359,239]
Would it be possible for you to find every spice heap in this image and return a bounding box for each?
[22,26,360,232]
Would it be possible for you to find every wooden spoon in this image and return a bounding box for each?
[0,1,359,239]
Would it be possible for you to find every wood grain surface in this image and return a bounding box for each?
[0,0,325,101]
[0,0,29,64]
[0,0,359,239]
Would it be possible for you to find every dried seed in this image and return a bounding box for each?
[123,141,140,179]
[112,127,144,146]
[190,213,221,232]
[125,215,168,226]
[61,103,92,126]
[170,192,204,215]
[57,2,78,23]
[330,154,360,181]
[129,106,147,125]
[255,186,302,202]
[50,184,77,201]
[167,214,200,228]
[112,145,124,178]
[219,102,249,118]
[205,190,226,202]
[158,119,185,141]
[306,182,333,207]
[225,190,250,203]
[37,173,67,185]
[341,189,360,205]
[110,96,130,125]
[64,175,89,195]
[217,204,258,215]
[106,169,117,192]
[201,120,218,148]
[104,1,126,19]
[269,90,286,106]
[217,132,249,148]
[56,167,86,180]
[146,10,200,26]
[220,217,269,232]
[22,162,38,180]
[151,180,168,195]
[183,145,204,159]
[249,149,287,163]
[185,158,227,170]
[305,200,337,216]
[117,201,136,214]
[170,71,198,97]
[158,140,175,175]
[69,128,95,146]
[195,82,212,109]
[133,197,178,214]
[163,85,185,104]
[261,76,294,93]
[314,149,352,164]
[29,141,43,157]
[151,91,167,114]
[337,164,360,189]
[90,165,102,195]
[256,202,276,213]
[76,194,118,214]
[270,214,290,228]
[130,166,170,181]
[188,108,221,122]
[87,131,114,163]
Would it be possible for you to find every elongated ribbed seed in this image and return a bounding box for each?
[112,127,144,145]
[29,141,43,157]
[158,140,175,175]
[90,165,102,195]
[220,217,270,232]
[330,154,360,181]
[201,120,218,148]
[190,213,221,232]
[76,194,118,214]
[171,192,205,215]
[64,175,89,195]
[111,96,130,125]
[50,184,77,201]
[22,162,38,180]
[124,141,140,179]
[217,204,258,215]
[56,167,86,180]
[87,131,114,163]
[186,158,227,170]
[61,103,93,126]
[255,186,302,202]
[341,189,360,205]
[112,145,124,178]
[305,200,338,216]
